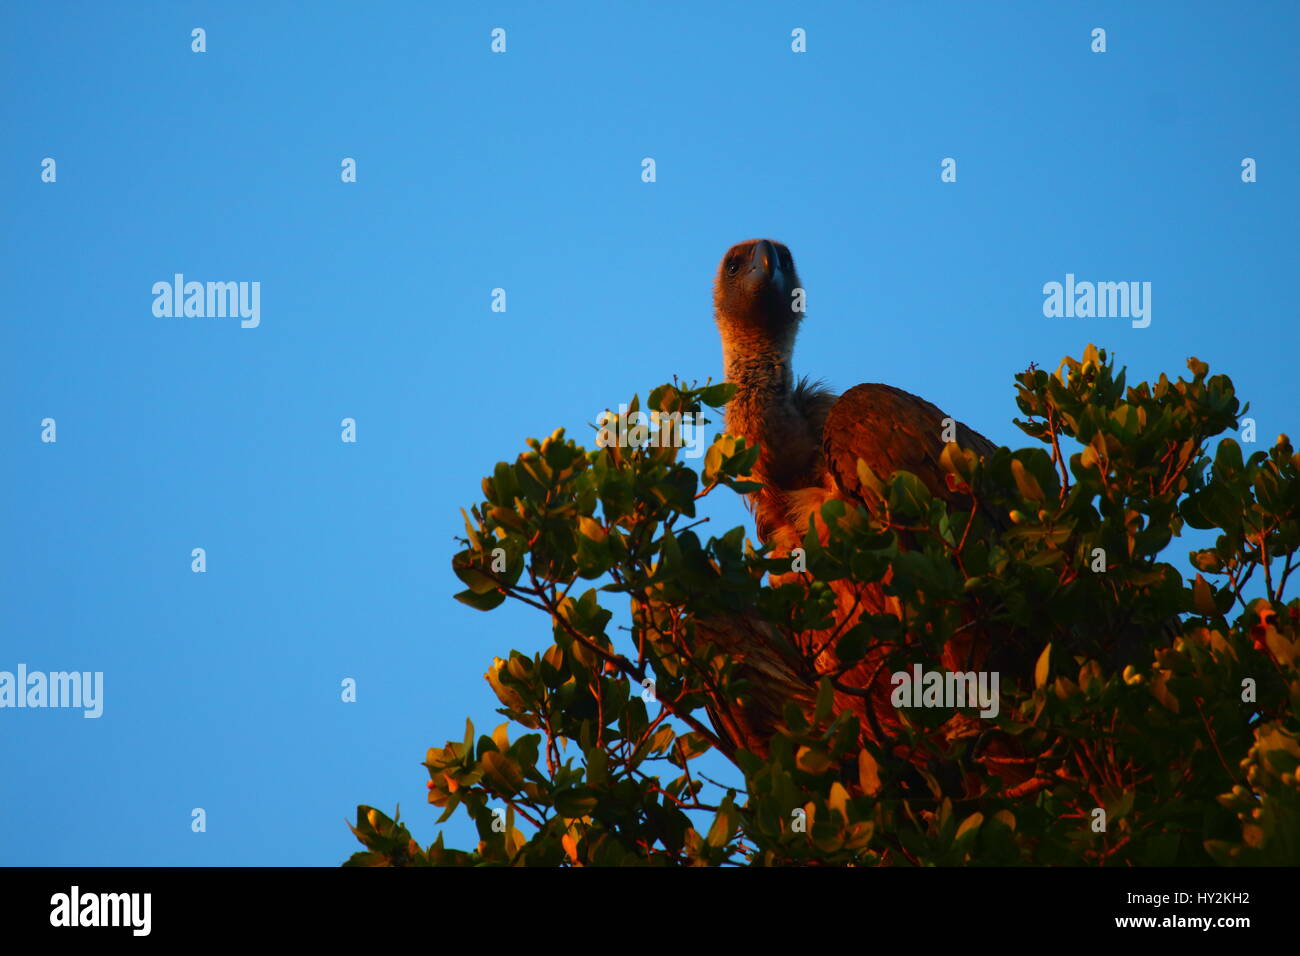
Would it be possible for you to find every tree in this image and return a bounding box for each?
[346,347,1299,866]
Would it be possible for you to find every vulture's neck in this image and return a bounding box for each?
[721,326,795,400]
[718,318,812,488]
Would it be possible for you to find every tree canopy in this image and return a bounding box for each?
[347,346,1299,866]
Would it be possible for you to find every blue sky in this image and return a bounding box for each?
[2,1,1296,865]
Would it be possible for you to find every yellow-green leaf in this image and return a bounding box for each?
[858,749,882,797]
[1035,643,1052,689]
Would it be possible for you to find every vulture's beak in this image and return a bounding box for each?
[746,239,786,294]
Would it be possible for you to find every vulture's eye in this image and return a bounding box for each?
[725,258,740,276]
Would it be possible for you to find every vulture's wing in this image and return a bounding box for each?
[823,383,997,512]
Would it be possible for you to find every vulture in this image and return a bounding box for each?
[711,238,1002,761]
[714,238,997,552]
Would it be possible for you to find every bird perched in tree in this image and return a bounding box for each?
[714,238,997,551]
[712,238,1001,758]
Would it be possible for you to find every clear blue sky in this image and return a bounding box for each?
[2,1,1296,865]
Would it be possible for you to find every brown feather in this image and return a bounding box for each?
[823,382,997,515]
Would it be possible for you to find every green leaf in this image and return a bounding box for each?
[858,749,882,797]
[706,795,739,849]
[553,787,599,818]
[1192,574,1217,616]
[955,812,984,842]
[814,676,835,723]
[888,471,932,517]
[698,382,737,407]
[1011,458,1045,502]
[1035,643,1051,689]
[454,587,506,611]
[796,746,833,775]
[836,625,870,664]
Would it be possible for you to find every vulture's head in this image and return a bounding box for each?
[713,239,802,337]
